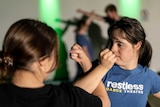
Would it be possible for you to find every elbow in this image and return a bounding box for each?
[101,98,111,107]
[103,101,111,107]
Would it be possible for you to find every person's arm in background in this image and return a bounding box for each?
[70,44,117,107]
[153,92,160,99]
[77,10,95,60]
[77,9,105,22]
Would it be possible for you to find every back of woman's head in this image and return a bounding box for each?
[108,17,152,67]
[0,19,59,82]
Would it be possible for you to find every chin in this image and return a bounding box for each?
[115,60,123,66]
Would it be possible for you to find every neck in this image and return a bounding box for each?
[119,58,138,70]
[114,14,120,21]
[12,70,44,88]
[119,63,138,70]
[78,30,87,35]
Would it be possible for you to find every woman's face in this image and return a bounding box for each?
[106,11,115,19]
[110,29,140,69]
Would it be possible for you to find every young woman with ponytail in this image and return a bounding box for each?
[70,17,160,107]
[0,19,112,107]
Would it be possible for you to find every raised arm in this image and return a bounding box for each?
[77,9,105,22]
[71,45,116,92]
[70,44,117,107]
[70,44,92,72]
[85,10,95,26]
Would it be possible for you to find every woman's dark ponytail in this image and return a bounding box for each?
[0,51,13,83]
[0,51,6,83]
[138,40,152,67]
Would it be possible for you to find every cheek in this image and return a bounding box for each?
[118,49,134,61]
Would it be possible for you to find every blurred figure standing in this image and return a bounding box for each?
[78,4,120,27]
[77,4,121,47]
[74,11,94,79]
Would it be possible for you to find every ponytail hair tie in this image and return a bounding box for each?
[0,58,3,63]
[3,57,13,67]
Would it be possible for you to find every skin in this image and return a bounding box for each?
[111,29,160,98]
[12,52,56,88]
[77,11,94,60]
[77,9,120,22]
[111,29,141,70]
[106,11,120,21]
[12,43,117,107]
[70,44,117,107]
[73,28,160,101]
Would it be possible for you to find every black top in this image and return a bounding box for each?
[103,17,116,26]
[0,83,102,107]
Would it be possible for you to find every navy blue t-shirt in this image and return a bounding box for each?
[76,34,94,60]
[102,64,160,107]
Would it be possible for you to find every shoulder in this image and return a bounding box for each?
[141,66,160,84]
[142,67,160,94]
[76,34,86,38]
[56,83,102,107]
[0,83,12,101]
[142,66,158,76]
[103,17,115,24]
[0,83,10,91]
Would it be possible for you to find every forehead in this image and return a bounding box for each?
[111,29,126,40]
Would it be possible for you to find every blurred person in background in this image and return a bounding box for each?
[77,4,121,47]
[74,11,95,79]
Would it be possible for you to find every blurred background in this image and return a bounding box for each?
[1,0,160,80]
[0,0,160,106]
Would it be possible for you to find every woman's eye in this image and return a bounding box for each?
[117,43,123,47]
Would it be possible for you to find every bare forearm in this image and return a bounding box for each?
[93,82,110,107]
[74,64,109,93]
[77,9,91,17]
[85,13,94,26]
[77,9,104,22]
[153,92,160,99]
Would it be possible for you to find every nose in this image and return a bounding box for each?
[111,44,117,53]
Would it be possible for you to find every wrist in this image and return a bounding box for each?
[97,64,110,72]
[79,58,92,72]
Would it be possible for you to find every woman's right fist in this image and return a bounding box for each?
[99,49,117,70]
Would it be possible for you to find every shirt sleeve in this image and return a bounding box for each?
[76,35,87,47]
[103,16,115,26]
[150,70,160,94]
[60,83,102,107]
[103,17,111,23]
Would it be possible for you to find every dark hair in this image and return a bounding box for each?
[108,17,152,67]
[75,19,86,33]
[105,4,117,13]
[0,19,59,83]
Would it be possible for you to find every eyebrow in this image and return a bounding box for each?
[112,36,121,41]
[112,37,125,44]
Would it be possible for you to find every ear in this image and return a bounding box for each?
[134,41,142,50]
[38,57,49,67]
[37,57,51,74]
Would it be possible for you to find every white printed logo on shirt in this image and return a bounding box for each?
[106,81,144,94]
